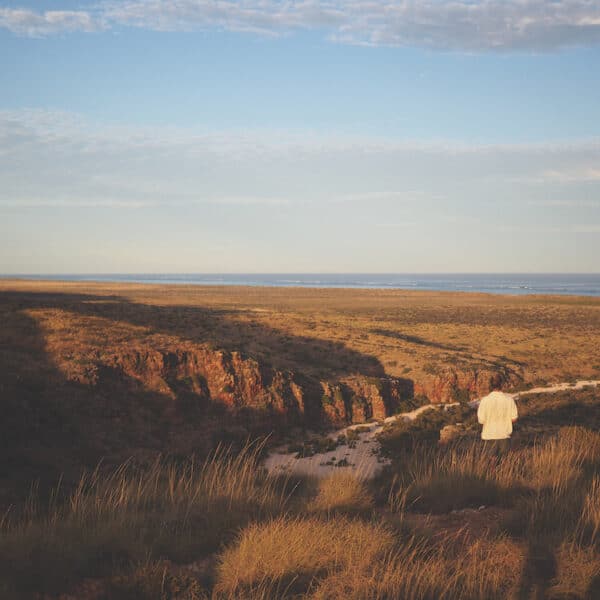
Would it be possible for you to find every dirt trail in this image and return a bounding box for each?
[263,380,600,479]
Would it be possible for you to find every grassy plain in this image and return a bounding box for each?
[1,280,600,598]
[2,416,599,599]
[1,278,600,386]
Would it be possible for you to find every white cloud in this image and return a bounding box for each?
[0,8,102,36]
[1,109,600,213]
[2,109,599,272]
[2,1,600,51]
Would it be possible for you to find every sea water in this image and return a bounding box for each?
[4,273,600,296]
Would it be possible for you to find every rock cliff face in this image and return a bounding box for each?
[94,347,417,427]
[67,345,421,429]
[415,366,522,403]
[70,346,519,430]
[1,333,521,505]
[73,347,316,424]
[320,377,414,425]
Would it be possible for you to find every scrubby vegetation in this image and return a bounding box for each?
[2,419,600,599]
[2,282,600,598]
[0,445,289,599]
[377,403,476,455]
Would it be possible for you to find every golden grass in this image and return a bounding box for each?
[385,426,600,514]
[2,278,600,386]
[310,535,524,600]
[547,542,600,599]
[307,471,373,515]
[209,427,600,599]
[214,516,395,596]
[0,444,288,599]
[579,476,600,543]
[2,428,600,598]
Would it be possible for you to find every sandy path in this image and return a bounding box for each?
[263,380,600,480]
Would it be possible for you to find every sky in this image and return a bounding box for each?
[1,1,600,274]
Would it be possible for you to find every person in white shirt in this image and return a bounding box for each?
[477,376,518,458]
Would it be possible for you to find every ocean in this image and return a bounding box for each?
[3,273,600,296]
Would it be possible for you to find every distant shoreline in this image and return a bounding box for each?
[2,273,600,297]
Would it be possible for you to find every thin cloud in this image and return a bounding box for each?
[498,224,600,234]
[200,196,290,206]
[0,8,102,37]
[0,198,153,208]
[2,1,600,51]
[2,109,600,212]
[540,168,600,183]
[375,222,418,228]
[528,199,600,208]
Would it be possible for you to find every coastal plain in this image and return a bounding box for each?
[2,278,599,488]
[2,279,600,599]
[2,278,599,386]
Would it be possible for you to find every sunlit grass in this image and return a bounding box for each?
[1,427,600,598]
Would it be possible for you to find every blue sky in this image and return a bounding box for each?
[1,1,600,273]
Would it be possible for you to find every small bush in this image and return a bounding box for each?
[450,387,471,404]
[423,363,440,375]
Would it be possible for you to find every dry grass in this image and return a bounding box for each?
[1,428,600,598]
[2,281,600,598]
[2,278,600,387]
[0,444,288,599]
[547,542,600,599]
[384,426,600,515]
[307,472,373,515]
[310,535,524,600]
[214,517,525,599]
[109,561,208,600]
[579,476,600,544]
[213,516,395,597]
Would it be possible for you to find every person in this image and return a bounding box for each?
[477,375,518,458]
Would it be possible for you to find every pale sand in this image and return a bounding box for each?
[263,380,600,480]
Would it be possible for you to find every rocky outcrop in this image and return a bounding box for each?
[88,347,315,424]
[320,376,414,425]
[416,366,522,403]
[63,344,523,430]
[71,345,417,429]
[53,340,526,451]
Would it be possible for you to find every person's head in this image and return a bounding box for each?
[490,373,504,391]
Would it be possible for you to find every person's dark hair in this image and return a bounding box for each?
[490,373,504,390]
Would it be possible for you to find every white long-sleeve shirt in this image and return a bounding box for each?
[477,391,518,440]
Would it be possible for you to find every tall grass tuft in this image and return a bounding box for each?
[2,427,600,598]
[0,443,288,599]
[307,472,373,515]
[214,516,395,597]
[310,535,524,600]
[386,426,600,515]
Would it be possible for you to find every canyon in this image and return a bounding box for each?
[1,279,599,503]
